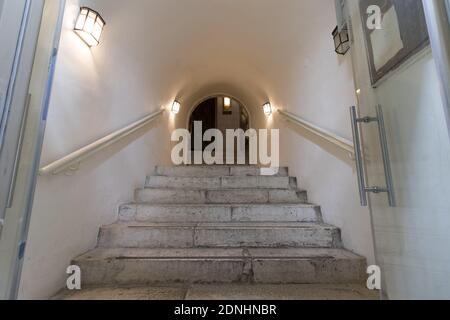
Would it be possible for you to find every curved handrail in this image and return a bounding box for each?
[278,109,355,159]
[39,109,164,176]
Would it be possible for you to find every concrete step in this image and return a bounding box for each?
[145,175,295,190]
[119,204,323,223]
[98,222,341,249]
[155,166,289,177]
[73,248,366,286]
[135,188,308,204]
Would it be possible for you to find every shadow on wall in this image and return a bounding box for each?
[50,118,167,175]
[279,118,355,168]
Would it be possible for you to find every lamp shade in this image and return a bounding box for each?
[224,97,231,109]
[263,102,272,116]
[332,26,350,55]
[223,97,232,114]
[74,7,105,47]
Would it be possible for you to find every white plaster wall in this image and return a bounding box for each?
[19,0,376,299]
[261,2,376,264]
[18,0,172,299]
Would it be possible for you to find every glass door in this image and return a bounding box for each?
[347,0,450,299]
[0,0,31,235]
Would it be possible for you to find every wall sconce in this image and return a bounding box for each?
[332,26,350,55]
[74,7,105,47]
[171,101,181,114]
[263,102,272,116]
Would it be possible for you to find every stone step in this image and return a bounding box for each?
[135,188,308,204]
[73,248,366,286]
[119,204,323,223]
[145,175,295,190]
[155,166,289,177]
[97,222,341,249]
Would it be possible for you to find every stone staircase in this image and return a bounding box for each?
[73,165,366,287]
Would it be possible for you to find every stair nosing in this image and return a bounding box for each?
[139,187,306,191]
[103,222,336,228]
[122,203,319,208]
[74,247,365,261]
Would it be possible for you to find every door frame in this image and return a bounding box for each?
[0,0,33,235]
[189,97,218,152]
[0,0,65,300]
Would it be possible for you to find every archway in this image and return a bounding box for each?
[187,95,251,130]
[188,95,250,164]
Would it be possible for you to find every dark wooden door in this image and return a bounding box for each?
[190,98,217,151]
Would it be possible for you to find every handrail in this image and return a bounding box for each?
[39,109,164,176]
[277,109,355,159]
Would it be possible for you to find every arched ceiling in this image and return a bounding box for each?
[89,0,340,128]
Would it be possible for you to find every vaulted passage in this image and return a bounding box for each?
[188,96,251,163]
[2,0,450,301]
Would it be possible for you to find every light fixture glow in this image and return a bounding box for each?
[74,7,105,47]
[263,102,272,116]
[223,97,232,114]
[171,101,181,114]
[224,97,231,108]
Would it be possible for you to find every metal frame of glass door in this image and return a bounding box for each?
[0,0,65,300]
[423,0,450,138]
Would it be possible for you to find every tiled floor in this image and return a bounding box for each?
[53,284,379,300]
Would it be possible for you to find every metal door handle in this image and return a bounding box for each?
[350,106,368,206]
[350,105,396,207]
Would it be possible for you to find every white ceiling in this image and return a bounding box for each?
[88,0,341,126]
